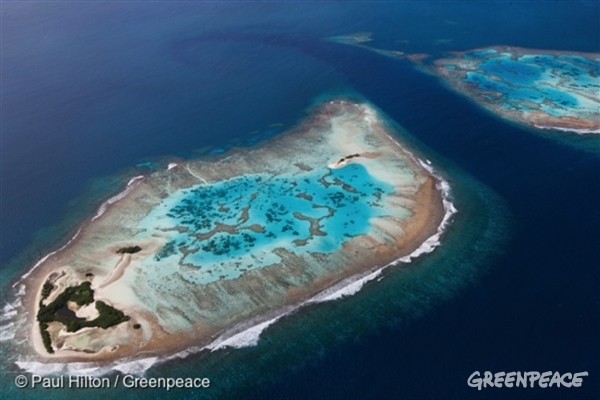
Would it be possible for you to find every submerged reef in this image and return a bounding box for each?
[326,32,405,60]
[432,46,600,134]
[15,100,452,365]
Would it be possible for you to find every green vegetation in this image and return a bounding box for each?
[133,323,141,330]
[116,245,142,254]
[36,281,130,353]
[93,301,129,329]
[37,282,94,324]
[40,281,54,300]
[337,153,360,164]
[39,323,53,354]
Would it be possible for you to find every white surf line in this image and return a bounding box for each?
[15,175,143,285]
[92,175,144,222]
[206,319,280,351]
[186,163,208,184]
[533,124,600,135]
[14,227,83,285]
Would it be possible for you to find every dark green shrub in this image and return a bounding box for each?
[116,246,142,254]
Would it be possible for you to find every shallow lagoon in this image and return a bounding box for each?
[462,52,593,116]
[138,163,396,284]
[433,47,600,133]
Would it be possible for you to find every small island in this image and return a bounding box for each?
[116,246,142,254]
[430,46,600,134]
[17,100,453,364]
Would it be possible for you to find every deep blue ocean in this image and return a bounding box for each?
[1,2,599,399]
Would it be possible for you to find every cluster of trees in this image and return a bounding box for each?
[40,281,54,300]
[93,301,130,329]
[337,153,360,164]
[58,301,130,332]
[116,245,142,254]
[36,281,130,353]
[39,322,53,354]
[37,282,94,325]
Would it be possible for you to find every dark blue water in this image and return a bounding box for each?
[2,2,599,399]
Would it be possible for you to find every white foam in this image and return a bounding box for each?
[534,124,600,135]
[15,361,100,376]
[206,319,279,351]
[14,357,158,377]
[92,175,144,221]
[112,357,159,375]
[0,308,17,322]
[167,163,178,170]
[308,270,383,302]
[15,284,26,296]
[0,296,27,342]
[0,322,17,341]
[2,299,19,314]
[15,228,82,283]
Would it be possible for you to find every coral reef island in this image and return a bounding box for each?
[18,100,452,364]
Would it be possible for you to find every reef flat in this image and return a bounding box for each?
[17,100,449,365]
[432,46,600,134]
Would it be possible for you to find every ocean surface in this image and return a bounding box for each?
[1,2,599,399]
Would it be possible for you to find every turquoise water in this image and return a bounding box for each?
[458,50,598,118]
[138,163,395,284]
[479,56,544,86]
[465,71,580,108]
